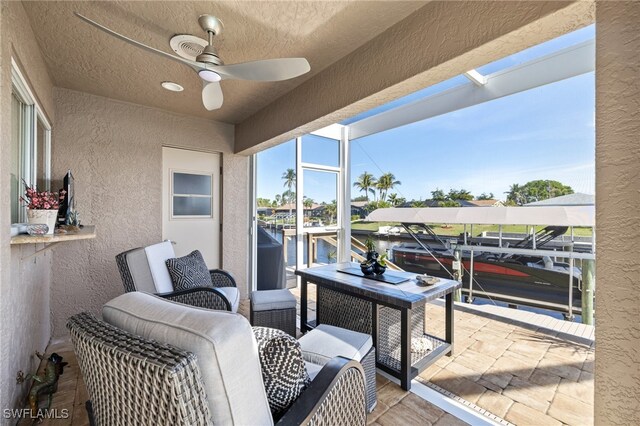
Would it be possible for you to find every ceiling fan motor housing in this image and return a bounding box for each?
[197,45,224,65]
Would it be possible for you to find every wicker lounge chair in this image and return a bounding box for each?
[67,292,367,426]
[116,241,239,312]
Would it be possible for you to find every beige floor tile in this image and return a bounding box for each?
[453,349,497,375]
[430,370,486,404]
[377,382,409,407]
[476,390,514,418]
[444,361,483,382]
[399,393,444,424]
[418,364,442,381]
[471,329,511,342]
[377,403,437,426]
[433,412,469,426]
[547,392,594,425]
[537,356,582,381]
[491,354,535,379]
[505,402,562,426]
[508,340,551,360]
[556,377,594,405]
[468,339,512,359]
[366,400,389,424]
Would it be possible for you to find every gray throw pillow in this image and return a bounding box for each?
[252,327,311,417]
[165,250,213,292]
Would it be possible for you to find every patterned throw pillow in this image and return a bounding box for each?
[252,327,311,418]
[165,250,213,292]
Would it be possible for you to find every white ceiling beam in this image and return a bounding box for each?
[310,123,345,141]
[463,69,487,86]
[349,39,595,140]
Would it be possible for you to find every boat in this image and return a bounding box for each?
[366,206,595,315]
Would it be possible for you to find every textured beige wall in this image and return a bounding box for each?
[595,2,640,423]
[50,88,246,337]
[235,0,594,154]
[0,0,56,415]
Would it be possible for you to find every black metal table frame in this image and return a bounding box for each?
[299,272,457,391]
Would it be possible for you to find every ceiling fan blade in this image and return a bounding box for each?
[202,81,223,110]
[75,12,201,71]
[215,58,310,81]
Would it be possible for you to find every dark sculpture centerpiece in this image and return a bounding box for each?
[360,237,388,276]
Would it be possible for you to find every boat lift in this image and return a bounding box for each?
[366,206,596,323]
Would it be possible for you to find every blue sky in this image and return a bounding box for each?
[257,25,595,204]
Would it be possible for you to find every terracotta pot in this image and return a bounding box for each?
[27,209,58,235]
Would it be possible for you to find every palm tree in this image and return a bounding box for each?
[282,168,296,215]
[506,183,525,205]
[388,193,399,206]
[324,200,337,225]
[353,172,377,202]
[303,197,313,209]
[377,173,401,201]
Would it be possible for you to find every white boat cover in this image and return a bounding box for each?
[366,206,595,227]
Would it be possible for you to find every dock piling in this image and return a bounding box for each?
[582,259,595,325]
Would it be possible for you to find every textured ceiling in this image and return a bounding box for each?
[22,1,427,123]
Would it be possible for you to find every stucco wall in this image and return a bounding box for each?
[0,1,56,416]
[50,88,247,337]
[595,2,640,424]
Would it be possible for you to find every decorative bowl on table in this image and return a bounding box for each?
[373,263,387,275]
[360,261,375,276]
[26,224,49,236]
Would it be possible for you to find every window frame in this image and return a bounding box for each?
[11,58,52,224]
[169,169,215,219]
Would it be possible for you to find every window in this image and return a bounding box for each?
[171,172,213,217]
[11,59,52,223]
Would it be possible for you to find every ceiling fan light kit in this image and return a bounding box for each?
[198,70,222,82]
[74,12,311,111]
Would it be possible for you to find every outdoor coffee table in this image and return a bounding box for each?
[296,262,461,390]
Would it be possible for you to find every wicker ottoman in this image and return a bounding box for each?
[298,324,377,412]
[250,289,297,337]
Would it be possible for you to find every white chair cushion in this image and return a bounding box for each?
[218,286,240,313]
[103,292,273,426]
[144,241,175,293]
[305,361,323,380]
[298,324,373,366]
[124,247,157,293]
[251,289,296,311]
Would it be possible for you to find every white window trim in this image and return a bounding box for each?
[11,58,52,223]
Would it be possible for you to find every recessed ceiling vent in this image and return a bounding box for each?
[170,34,207,61]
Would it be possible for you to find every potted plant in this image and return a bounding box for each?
[364,236,378,261]
[22,181,65,235]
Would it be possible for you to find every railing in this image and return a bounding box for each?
[279,228,402,270]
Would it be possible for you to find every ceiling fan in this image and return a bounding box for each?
[75,12,311,111]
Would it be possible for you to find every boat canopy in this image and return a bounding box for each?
[366,206,595,227]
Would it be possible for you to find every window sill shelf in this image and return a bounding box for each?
[11,225,96,260]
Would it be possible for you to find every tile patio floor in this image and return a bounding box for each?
[22,294,594,426]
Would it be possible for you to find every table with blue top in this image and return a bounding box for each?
[296,262,461,390]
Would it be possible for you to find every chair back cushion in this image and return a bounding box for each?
[144,241,176,293]
[117,247,158,293]
[103,292,273,426]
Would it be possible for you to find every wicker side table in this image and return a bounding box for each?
[250,289,297,337]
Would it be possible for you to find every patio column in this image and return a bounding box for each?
[595,1,640,423]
